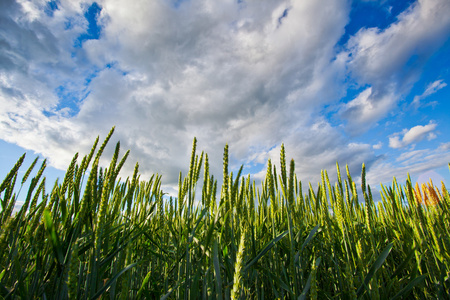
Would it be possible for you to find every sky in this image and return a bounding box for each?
[1,0,450,201]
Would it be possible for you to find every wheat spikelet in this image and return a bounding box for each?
[1,190,16,225]
[231,228,246,299]
[21,156,39,186]
[334,182,345,236]
[29,177,45,214]
[61,153,78,198]
[93,126,115,165]
[280,143,287,191]
[288,159,295,210]
[0,153,25,194]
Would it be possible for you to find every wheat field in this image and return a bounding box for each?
[1,127,449,299]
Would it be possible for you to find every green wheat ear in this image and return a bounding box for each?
[0,153,25,195]
[94,126,115,164]
[188,137,197,186]
[280,143,287,190]
[231,228,246,300]
[21,156,39,186]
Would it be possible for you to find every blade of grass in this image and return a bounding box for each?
[390,274,427,300]
[243,230,288,273]
[90,262,139,300]
[356,242,394,297]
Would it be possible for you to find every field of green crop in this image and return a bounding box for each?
[1,127,449,299]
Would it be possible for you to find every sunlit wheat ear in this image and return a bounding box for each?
[344,180,352,219]
[425,211,442,259]
[424,180,441,206]
[336,162,343,192]
[353,234,363,272]
[320,169,328,211]
[323,169,333,207]
[231,228,246,300]
[441,181,450,207]
[334,182,345,236]
[222,143,229,197]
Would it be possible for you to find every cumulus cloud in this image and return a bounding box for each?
[389,122,437,149]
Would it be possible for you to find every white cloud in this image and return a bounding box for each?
[373,142,383,150]
[422,79,447,97]
[367,145,450,186]
[389,122,438,149]
[339,0,450,131]
[412,79,447,108]
[339,87,397,134]
[439,142,450,151]
[346,0,450,87]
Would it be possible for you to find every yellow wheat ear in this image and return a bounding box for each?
[414,179,442,206]
[425,180,440,206]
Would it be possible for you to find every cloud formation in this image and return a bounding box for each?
[389,122,437,149]
[340,0,450,132]
[412,79,447,109]
[1,0,450,192]
[368,143,450,186]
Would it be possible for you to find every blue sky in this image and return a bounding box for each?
[1,0,450,200]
